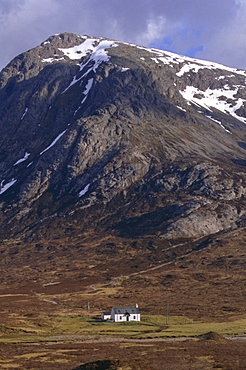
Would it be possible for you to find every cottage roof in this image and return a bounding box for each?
[111,306,140,314]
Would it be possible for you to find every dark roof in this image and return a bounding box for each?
[112,306,140,314]
[102,311,111,315]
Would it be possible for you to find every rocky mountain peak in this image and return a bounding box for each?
[1,31,246,252]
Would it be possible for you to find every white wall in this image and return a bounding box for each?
[101,313,111,320]
[114,313,140,322]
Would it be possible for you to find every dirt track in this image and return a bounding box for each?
[23,333,246,345]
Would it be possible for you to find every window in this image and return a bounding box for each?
[133,315,136,319]
[120,316,122,320]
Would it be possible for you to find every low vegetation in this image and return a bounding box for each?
[1,314,246,344]
[0,314,245,369]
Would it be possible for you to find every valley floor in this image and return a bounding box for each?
[1,229,246,368]
[0,334,246,369]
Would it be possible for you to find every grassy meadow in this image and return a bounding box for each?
[1,314,246,344]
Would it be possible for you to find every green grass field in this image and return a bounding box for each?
[0,315,246,343]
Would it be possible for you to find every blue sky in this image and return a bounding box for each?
[1,0,246,70]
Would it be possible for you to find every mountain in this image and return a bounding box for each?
[0,33,246,319]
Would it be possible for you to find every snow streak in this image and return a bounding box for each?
[14,152,30,166]
[79,184,90,197]
[0,179,17,195]
[40,130,67,155]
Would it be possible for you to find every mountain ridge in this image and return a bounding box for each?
[0,33,246,303]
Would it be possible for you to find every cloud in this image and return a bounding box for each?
[136,16,168,45]
[0,0,246,70]
[196,0,246,68]
[0,0,60,68]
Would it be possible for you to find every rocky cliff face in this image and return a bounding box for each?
[1,32,246,252]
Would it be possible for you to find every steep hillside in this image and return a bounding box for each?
[0,33,246,319]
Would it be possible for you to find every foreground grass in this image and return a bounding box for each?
[0,315,246,343]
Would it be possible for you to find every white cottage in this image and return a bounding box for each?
[110,305,140,322]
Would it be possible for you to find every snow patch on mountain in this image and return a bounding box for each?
[81,78,93,104]
[176,60,246,77]
[0,179,17,195]
[62,38,117,94]
[205,115,231,133]
[83,78,93,96]
[79,183,90,197]
[123,41,246,77]
[177,106,186,112]
[176,63,212,77]
[59,38,117,63]
[14,152,30,166]
[40,130,67,155]
[179,85,246,123]
[121,67,130,72]
[42,57,64,63]
[59,38,98,60]
[21,108,28,120]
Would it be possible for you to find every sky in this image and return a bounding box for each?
[1,0,246,71]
